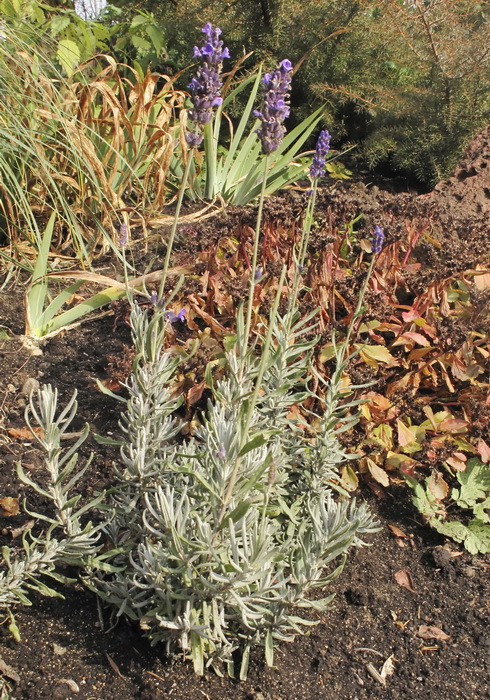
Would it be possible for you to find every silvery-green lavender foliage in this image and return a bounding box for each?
[87,303,378,678]
[1,387,104,610]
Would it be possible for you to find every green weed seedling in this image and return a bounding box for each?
[405,458,490,554]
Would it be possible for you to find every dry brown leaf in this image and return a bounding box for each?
[416,625,451,641]
[380,654,396,680]
[446,455,467,472]
[11,519,35,539]
[473,264,490,290]
[439,417,468,433]
[0,497,20,517]
[394,568,416,593]
[0,655,21,683]
[340,464,359,492]
[428,471,449,501]
[387,524,409,539]
[105,653,125,678]
[396,419,417,447]
[186,381,206,406]
[8,426,44,440]
[477,438,490,464]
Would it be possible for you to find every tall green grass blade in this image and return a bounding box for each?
[25,212,56,334]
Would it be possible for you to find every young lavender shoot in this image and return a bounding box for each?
[186,23,229,148]
[253,59,293,155]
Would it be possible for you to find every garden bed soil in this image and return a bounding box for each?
[0,127,489,699]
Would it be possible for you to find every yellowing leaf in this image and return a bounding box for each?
[393,331,430,348]
[371,424,393,450]
[366,458,390,487]
[340,464,359,492]
[318,343,335,363]
[397,419,417,447]
[408,347,433,361]
[402,308,421,323]
[428,472,449,501]
[0,497,19,517]
[439,417,469,433]
[385,452,418,476]
[360,344,396,367]
[56,39,81,76]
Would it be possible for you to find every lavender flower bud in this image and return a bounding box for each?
[186,24,229,148]
[372,225,385,254]
[253,59,292,155]
[309,130,331,179]
[119,223,128,248]
[149,293,165,308]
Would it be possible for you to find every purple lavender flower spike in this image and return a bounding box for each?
[372,225,385,254]
[186,24,229,148]
[310,130,331,180]
[254,59,293,154]
[164,308,187,323]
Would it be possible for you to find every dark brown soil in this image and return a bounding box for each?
[0,126,489,699]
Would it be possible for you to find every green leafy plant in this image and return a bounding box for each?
[101,6,170,73]
[404,459,490,555]
[203,70,324,205]
[23,213,126,338]
[0,0,111,75]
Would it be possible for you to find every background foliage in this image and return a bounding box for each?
[87,0,490,188]
[4,0,488,187]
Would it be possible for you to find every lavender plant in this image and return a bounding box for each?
[86,296,378,678]
[3,23,382,681]
[1,387,106,613]
[289,129,332,317]
[6,236,382,678]
[244,57,294,343]
[186,24,229,138]
[253,59,293,155]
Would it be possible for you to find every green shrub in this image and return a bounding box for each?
[144,0,490,187]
